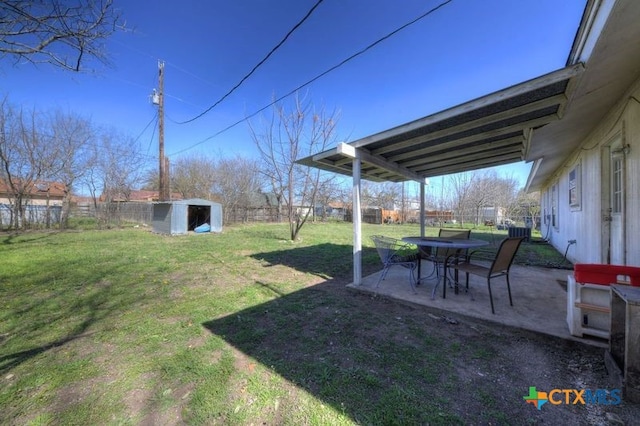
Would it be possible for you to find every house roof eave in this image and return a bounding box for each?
[525,0,640,192]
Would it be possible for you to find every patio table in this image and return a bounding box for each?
[402,236,489,299]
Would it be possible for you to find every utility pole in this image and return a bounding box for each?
[154,60,169,201]
[158,60,168,201]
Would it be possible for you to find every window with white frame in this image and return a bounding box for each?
[612,156,623,214]
[569,163,581,209]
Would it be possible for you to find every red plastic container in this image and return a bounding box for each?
[574,264,640,286]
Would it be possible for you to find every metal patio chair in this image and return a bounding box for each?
[448,236,525,314]
[417,228,471,283]
[371,235,419,293]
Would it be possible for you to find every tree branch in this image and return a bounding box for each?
[0,0,121,71]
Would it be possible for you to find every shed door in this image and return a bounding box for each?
[606,139,626,264]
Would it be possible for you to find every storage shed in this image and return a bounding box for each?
[152,198,222,235]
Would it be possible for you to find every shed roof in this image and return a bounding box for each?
[297,64,583,183]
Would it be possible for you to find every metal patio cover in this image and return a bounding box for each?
[297,64,583,183]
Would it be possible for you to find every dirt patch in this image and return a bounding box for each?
[124,373,155,423]
[252,272,640,425]
[139,383,193,426]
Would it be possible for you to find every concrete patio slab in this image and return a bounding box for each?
[347,263,608,348]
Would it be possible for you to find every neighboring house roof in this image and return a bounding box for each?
[525,0,640,190]
[0,179,66,198]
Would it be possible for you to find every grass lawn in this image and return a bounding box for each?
[0,221,610,424]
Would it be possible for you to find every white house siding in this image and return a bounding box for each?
[624,86,640,264]
[540,76,640,266]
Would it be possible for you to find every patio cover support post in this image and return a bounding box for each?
[352,154,362,285]
[420,181,425,237]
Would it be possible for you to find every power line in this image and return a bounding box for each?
[170,0,453,156]
[111,38,221,107]
[134,112,158,144]
[164,61,222,91]
[143,114,159,158]
[176,0,325,125]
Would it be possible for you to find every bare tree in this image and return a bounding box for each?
[0,99,54,228]
[213,155,262,224]
[83,127,145,226]
[359,181,378,208]
[449,172,474,226]
[376,182,403,210]
[335,185,352,220]
[0,98,25,228]
[0,99,102,229]
[48,109,96,227]
[148,154,263,224]
[493,174,521,224]
[250,93,339,240]
[314,177,340,221]
[140,168,159,191]
[449,169,521,226]
[432,176,455,225]
[467,170,498,226]
[512,189,540,228]
[169,155,217,199]
[0,0,122,71]
[100,129,145,201]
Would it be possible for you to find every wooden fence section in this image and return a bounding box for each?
[69,202,281,225]
[69,202,521,227]
[224,206,280,223]
[70,202,153,224]
[345,208,455,225]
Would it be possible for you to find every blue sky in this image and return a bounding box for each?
[1,0,586,189]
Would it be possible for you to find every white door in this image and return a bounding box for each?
[608,142,626,264]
